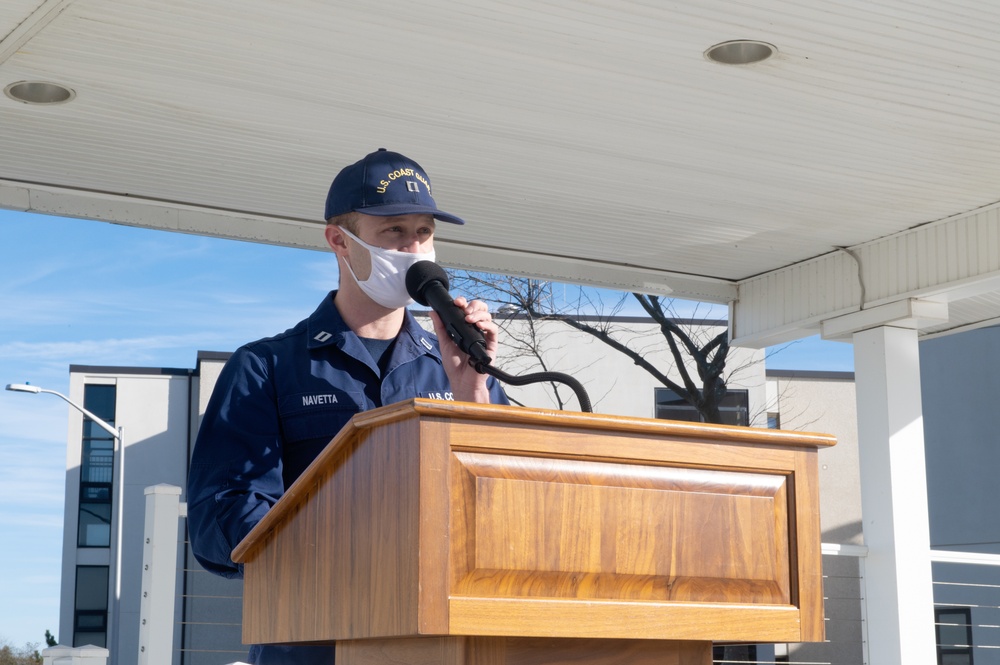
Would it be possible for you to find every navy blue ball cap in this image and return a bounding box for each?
[324,148,466,225]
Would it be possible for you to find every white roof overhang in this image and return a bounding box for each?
[3,0,1000,347]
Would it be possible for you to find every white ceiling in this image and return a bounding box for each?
[3,0,1000,345]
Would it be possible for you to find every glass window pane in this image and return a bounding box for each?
[74,567,109,646]
[81,441,114,485]
[78,387,116,548]
[84,421,114,440]
[654,405,702,422]
[936,607,973,664]
[940,655,972,665]
[654,388,748,425]
[73,632,106,648]
[937,620,970,645]
[74,566,109,611]
[76,614,106,629]
[81,482,111,503]
[83,385,116,424]
[74,608,108,647]
[77,504,112,547]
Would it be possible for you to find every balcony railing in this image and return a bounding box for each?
[931,549,1000,664]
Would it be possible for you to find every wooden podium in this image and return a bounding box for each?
[231,399,835,665]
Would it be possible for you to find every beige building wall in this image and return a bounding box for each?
[766,369,863,664]
[767,370,861,545]
[483,315,768,424]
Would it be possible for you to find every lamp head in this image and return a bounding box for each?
[5,383,42,393]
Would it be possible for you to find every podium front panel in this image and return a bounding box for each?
[236,401,830,646]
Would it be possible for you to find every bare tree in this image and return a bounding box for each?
[451,272,737,424]
[492,301,571,410]
[0,638,41,665]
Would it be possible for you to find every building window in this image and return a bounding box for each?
[936,606,974,665]
[713,644,758,663]
[77,384,116,547]
[73,565,109,647]
[654,388,749,426]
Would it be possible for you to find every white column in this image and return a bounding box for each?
[138,484,183,665]
[853,326,936,663]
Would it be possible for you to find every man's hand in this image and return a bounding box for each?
[429,296,498,403]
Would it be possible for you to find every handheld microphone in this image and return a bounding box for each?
[405,261,492,368]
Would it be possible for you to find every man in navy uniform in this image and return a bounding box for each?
[188,149,508,665]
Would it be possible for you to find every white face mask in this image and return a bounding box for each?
[339,227,435,309]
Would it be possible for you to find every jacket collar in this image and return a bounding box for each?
[306,291,440,363]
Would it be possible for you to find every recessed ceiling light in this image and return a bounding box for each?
[705,40,777,65]
[4,80,76,105]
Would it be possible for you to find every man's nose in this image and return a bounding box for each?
[398,234,423,252]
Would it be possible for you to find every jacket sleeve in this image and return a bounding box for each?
[187,346,284,578]
[487,375,510,406]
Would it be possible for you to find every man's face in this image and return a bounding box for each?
[353,212,436,252]
[340,213,436,281]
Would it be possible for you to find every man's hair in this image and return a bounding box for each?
[327,211,360,234]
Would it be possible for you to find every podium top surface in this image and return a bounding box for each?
[326,397,835,449]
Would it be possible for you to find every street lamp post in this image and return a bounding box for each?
[6,383,125,663]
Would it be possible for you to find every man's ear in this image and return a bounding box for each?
[325,224,349,255]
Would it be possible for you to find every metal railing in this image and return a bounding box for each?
[931,549,1000,663]
[712,544,869,665]
[139,485,245,665]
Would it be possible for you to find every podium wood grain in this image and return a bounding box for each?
[232,399,833,658]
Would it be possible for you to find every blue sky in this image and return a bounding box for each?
[0,208,853,647]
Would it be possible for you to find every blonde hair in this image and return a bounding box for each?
[327,211,360,234]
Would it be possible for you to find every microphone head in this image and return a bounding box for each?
[405,260,449,306]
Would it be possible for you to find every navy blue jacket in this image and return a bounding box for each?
[187,293,507,664]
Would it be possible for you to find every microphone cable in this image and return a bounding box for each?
[405,260,593,413]
[469,358,593,413]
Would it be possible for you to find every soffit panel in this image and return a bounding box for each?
[2,0,1000,320]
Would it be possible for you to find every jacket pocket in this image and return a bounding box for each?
[278,390,364,443]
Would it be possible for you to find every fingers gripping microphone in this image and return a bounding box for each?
[406,261,492,368]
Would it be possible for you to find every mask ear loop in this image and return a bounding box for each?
[339,227,397,255]
[340,250,366,289]
[338,228,374,280]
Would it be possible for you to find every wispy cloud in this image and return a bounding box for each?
[1,334,226,363]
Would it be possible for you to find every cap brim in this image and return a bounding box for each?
[356,202,466,225]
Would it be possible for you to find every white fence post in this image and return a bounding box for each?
[138,484,183,665]
[42,645,109,665]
